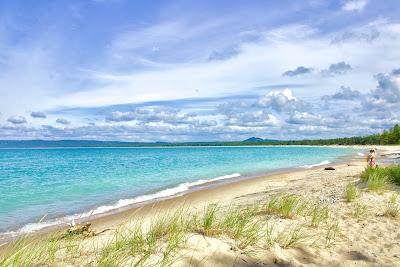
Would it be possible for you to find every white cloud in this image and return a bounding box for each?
[257,89,304,112]
[342,0,368,12]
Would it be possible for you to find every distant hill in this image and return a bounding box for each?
[243,137,264,143]
[242,137,280,143]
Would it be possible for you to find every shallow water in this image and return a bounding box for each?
[0,146,359,234]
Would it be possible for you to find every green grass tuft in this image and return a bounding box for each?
[308,204,329,227]
[344,183,359,202]
[350,202,368,218]
[265,194,308,219]
[361,165,400,186]
[367,173,392,191]
[325,221,342,248]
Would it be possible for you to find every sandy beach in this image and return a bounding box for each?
[1,145,400,266]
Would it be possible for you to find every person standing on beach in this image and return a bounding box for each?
[367,149,377,168]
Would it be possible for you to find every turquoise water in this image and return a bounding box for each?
[0,146,358,234]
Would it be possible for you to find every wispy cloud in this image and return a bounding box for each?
[342,0,368,12]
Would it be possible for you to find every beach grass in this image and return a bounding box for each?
[308,204,330,227]
[349,202,368,218]
[361,165,400,186]
[0,195,345,267]
[264,194,308,219]
[344,183,359,202]
[324,221,342,248]
[4,179,397,267]
[366,173,392,191]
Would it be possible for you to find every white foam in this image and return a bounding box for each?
[5,173,241,236]
[357,152,365,156]
[300,160,331,169]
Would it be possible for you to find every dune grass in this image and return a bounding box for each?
[324,221,342,248]
[384,165,400,185]
[0,196,344,266]
[344,183,359,202]
[361,167,393,191]
[308,204,329,227]
[349,202,368,219]
[361,165,400,187]
[366,173,392,191]
[264,194,308,219]
[218,206,263,249]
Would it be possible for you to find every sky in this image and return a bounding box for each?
[0,0,399,142]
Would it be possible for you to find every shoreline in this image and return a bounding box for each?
[0,145,395,244]
[0,145,398,246]
[0,146,364,244]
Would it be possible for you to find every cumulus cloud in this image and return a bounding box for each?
[282,66,313,77]
[30,111,47,118]
[321,62,352,76]
[7,115,27,124]
[359,68,400,113]
[321,86,362,101]
[342,0,368,12]
[257,89,305,112]
[56,118,71,125]
[371,69,400,103]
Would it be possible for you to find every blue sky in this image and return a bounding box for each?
[0,0,399,141]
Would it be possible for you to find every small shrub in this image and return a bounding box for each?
[344,183,359,202]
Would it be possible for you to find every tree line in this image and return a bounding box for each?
[270,124,400,146]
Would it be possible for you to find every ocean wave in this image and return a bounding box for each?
[357,152,365,156]
[300,160,331,169]
[5,173,241,236]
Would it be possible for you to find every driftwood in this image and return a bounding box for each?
[62,222,95,238]
[324,167,335,170]
[60,222,111,239]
